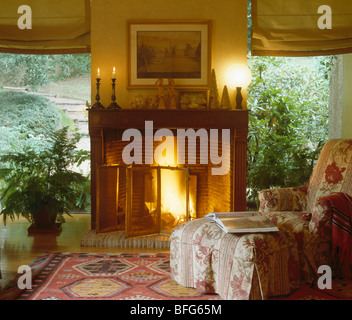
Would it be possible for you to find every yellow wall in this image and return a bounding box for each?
[91,0,248,108]
[342,54,352,138]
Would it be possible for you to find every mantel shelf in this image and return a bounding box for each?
[88,108,249,130]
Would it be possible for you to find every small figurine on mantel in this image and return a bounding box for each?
[220,85,232,109]
[167,78,177,109]
[155,78,166,109]
[131,94,158,109]
[209,69,220,109]
[131,94,146,109]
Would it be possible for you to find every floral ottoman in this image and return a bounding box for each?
[170,217,302,300]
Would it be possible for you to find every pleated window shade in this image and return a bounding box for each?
[0,0,91,54]
[251,0,352,56]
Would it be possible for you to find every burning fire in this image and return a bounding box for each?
[154,138,196,226]
[160,170,193,223]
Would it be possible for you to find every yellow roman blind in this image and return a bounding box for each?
[0,0,91,54]
[251,0,352,56]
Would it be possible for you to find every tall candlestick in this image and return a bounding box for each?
[108,77,121,110]
[92,76,104,109]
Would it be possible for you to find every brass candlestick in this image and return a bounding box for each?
[108,78,121,109]
[92,78,104,109]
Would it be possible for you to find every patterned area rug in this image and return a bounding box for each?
[0,252,220,300]
[0,252,351,300]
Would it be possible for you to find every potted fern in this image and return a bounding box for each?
[0,127,90,232]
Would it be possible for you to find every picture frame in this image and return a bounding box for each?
[178,89,209,110]
[127,19,211,89]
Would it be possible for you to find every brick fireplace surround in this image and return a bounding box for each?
[87,109,248,241]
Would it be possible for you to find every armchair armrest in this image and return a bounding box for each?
[304,198,333,270]
[259,186,308,213]
[309,197,334,239]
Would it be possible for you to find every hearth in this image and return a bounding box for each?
[88,109,248,240]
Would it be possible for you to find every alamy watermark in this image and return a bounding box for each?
[317,265,332,289]
[17,5,32,30]
[318,5,332,30]
[122,121,230,176]
[17,265,32,290]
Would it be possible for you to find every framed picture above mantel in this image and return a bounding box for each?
[179,89,209,110]
[127,19,211,89]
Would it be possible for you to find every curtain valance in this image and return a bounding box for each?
[0,0,91,54]
[251,0,352,56]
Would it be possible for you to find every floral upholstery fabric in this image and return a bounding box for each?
[307,140,352,214]
[259,186,308,213]
[170,218,301,300]
[259,139,352,279]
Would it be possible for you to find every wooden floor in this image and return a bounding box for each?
[0,214,168,289]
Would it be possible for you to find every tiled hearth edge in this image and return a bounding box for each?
[80,229,170,248]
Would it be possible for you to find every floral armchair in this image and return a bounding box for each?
[259,139,352,279]
[170,139,352,300]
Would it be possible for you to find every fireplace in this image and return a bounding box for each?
[88,109,248,241]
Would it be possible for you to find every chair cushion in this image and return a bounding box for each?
[259,186,308,213]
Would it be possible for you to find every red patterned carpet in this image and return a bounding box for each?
[0,252,220,300]
[0,252,351,300]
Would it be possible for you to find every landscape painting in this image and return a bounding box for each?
[137,31,201,79]
[128,20,210,88]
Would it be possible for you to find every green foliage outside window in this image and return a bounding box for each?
[0,53,91,89]
[0,89,62,155]
[247,54,331,208]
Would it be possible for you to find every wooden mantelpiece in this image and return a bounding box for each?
[89,109,248,130]
[88,109,248,229]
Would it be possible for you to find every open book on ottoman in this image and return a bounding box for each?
[205,212,279,233]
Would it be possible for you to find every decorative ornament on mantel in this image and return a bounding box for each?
[209,69,220,109]
[167,78,177,109]
[220,85,232,109]
[91,68,104,109]
[155,78,166,109]
[225,64,252,110]
[131,94,158,109]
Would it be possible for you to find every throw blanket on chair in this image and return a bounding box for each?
[321,192,352,278]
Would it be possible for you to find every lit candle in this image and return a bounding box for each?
[112,67,116,79]
[97,68,101,79]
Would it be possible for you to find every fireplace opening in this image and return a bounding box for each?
[95,128,234,238]
[126,165,197,238]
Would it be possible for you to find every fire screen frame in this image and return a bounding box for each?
[96,164,120,233]
[125,165,190,238]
